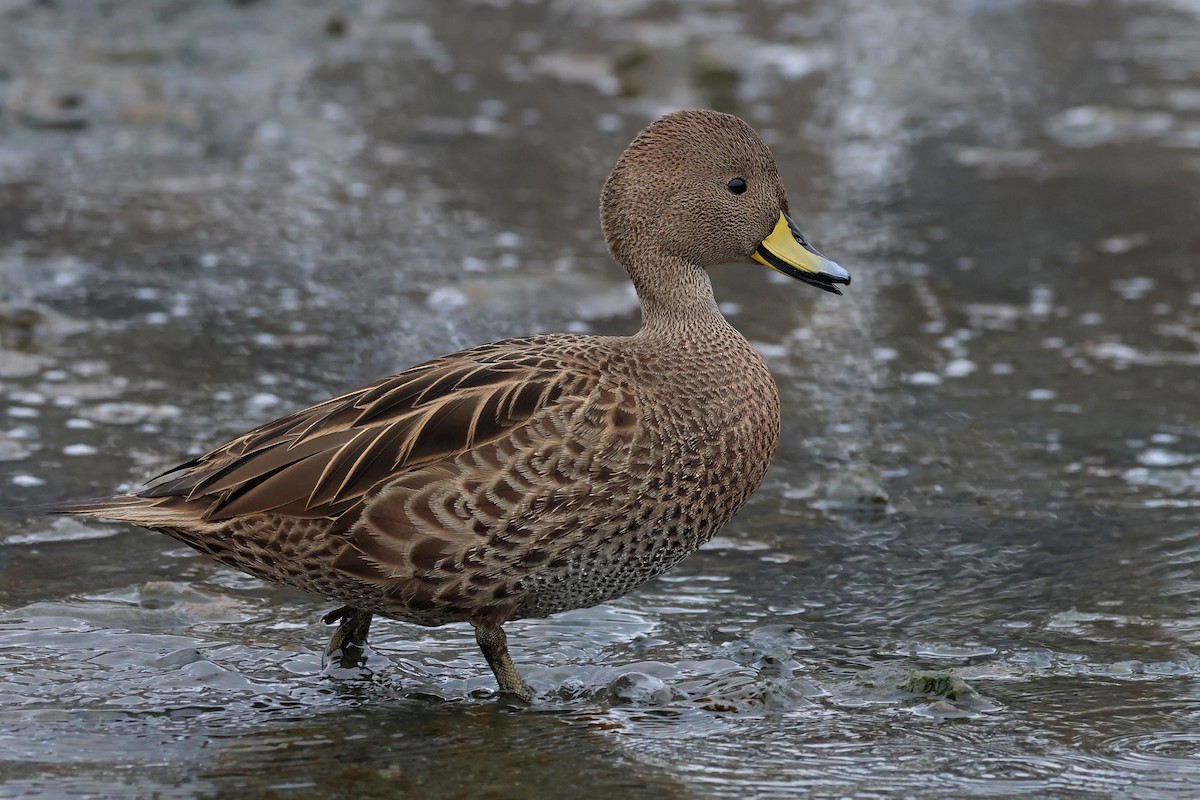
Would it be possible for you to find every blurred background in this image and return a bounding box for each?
[0,0,1198,797]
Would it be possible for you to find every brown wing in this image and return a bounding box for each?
[139,338,599,522]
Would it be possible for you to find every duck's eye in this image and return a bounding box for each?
[727,178,747,195]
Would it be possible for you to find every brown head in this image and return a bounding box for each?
[600,109,848,307]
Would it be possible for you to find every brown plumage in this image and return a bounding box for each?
[54,109,850,700]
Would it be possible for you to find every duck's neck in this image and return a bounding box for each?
[625,253,724,333]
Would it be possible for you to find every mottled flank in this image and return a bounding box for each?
[54,110,846,700]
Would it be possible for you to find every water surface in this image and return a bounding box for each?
[1,0,1198,797]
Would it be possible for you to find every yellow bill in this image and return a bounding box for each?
[752,212,850,295]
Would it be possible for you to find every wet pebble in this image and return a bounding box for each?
[605,671,675,705]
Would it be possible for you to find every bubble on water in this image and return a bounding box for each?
[1150,433,1179,445]
[428,287,471,310]
[8,391,45,406]
[11,474,45,487]
[1028,388,1056,401]
[7,425,37,440]
[247,393,281,412]
[7,406,39,418]
[702,536,771,552]
[751,341,788,359]
[0,352,45,379]
[72,362,108,378]
[873,347,899,362]
[1098,233,1148,254]
[4,517,119,545]
[1010,649,1054,669]
[1029,285,1054,317]
[1111,276,1155,301]
[952,146,1040,173]
[944,359,976,378]
[898,642,998,659]
[79,402,180,426]
[0,436,36,461]
[1088,341,1143,367]
[1108,660,1146,675]
[494,231,521,248]
[966,303,1022,330]
[990,362,1015,375]
[595,113,623,132]
[1079,311,1104,326]
[906,371,942,386]
[790,327,813,342]
[1137,448,1189,467]
[1045,105,1174,147]
[62,443,99,456]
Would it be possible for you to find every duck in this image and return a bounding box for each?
[55,109,850,701]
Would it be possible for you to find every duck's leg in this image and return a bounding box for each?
[473,623,532,701]
[322,606,374,668]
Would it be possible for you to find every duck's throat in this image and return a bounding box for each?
[626,255,722,330]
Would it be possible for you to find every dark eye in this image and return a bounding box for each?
[727,178,747,195]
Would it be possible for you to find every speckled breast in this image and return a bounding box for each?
[509,341,782,620]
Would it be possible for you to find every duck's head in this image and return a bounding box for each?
[601,109,849,295]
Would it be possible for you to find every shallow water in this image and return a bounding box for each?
[1,0,1199,797]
